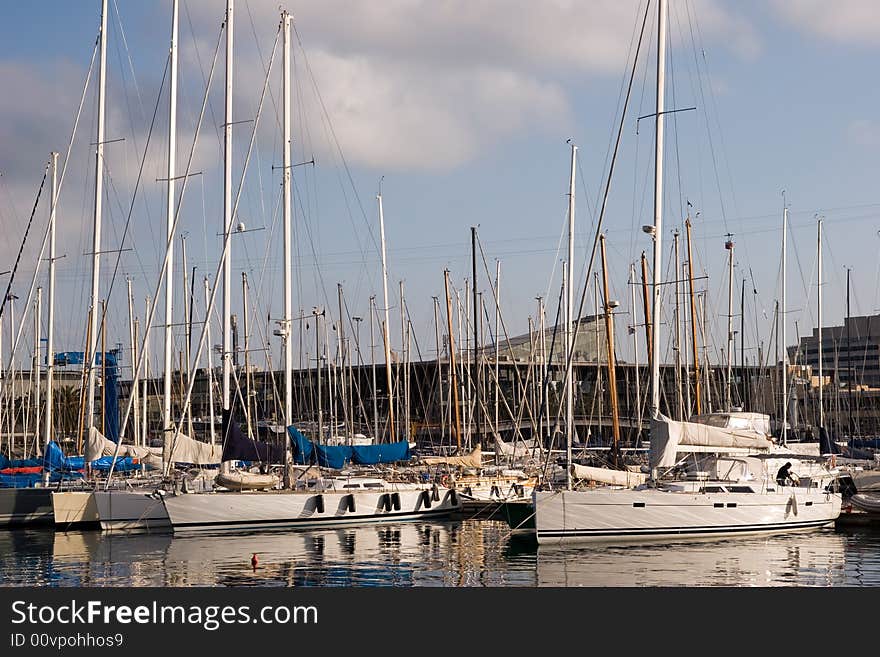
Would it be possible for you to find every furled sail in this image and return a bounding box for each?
[650,413,773,469]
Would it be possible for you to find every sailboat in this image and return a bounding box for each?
[531,0,841,544]
[160,9,459,534]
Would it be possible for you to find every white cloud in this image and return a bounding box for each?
[772,0,880,45]
[182,0,760,172]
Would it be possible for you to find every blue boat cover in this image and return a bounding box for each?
[287,426,313,465]
[287,427,410,468]
[314,443,353,469]
[351,441,410,465]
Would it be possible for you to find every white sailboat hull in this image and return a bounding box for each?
[163,485,460,533]
[534,487,842,544]
[93,489,171,532]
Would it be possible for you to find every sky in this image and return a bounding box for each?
[2,0,880,381]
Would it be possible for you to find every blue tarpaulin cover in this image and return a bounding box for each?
[351,441,411,465]
[287,427,410,468]
[0,441,140,488]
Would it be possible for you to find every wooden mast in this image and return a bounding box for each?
[599,234,620,466]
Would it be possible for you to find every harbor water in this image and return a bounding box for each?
[2,520,880,587]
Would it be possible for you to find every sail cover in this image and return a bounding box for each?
[287,426,410,467]
[494,435,543,458]
[570,463,647,487]
[221,410,285,464]
[420,444,483,468]
[650,413,773,469]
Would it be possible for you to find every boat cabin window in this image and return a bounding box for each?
[362,483,384,488]
[727,486,754,493]
[702,486,725,493]
[343,484,362,489]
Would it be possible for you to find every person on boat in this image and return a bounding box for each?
[775,462,799,486]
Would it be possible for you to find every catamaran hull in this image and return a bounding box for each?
[0,487,54,526]
[163,487,461,533]
[51,491,100,530]
[93,490,171,532]
[534,488,842,544]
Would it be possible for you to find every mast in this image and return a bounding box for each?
[600,235,620,466]
[282,9,293,429]
[740,278,746,408]
[222,0,234,426]
[126,277,139,447]
[33,288,41,452]
[163,0,179,439]
[640,251,652,372]
[142,297,150,447]
[725,235,734,411]
[369,295,378,439]
[685,215,701,415]
[494,261,500,437]
[444,270,461,450]
[673,229,682,419]
[650,0,667,418]
[471,226,481,445]
[630,262,641,440]
[377,194,394,440]
[847,267,853,438]
[782,205,787,445]
[817,218,823,430]
[565,144,577,456]
[86,0,109,430]
[242,272,252,437]
[204,277,216,445]
[433,296,444,439]
[43,152,58,459]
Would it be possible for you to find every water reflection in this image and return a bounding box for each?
[1,522,879,587]
[535,527,880,586]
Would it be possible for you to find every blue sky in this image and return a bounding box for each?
[2,0,880,380]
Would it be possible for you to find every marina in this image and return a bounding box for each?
[3,0,880,593]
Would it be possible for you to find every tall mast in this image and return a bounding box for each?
[282,9,293,427]
[33,289,41,451]
[650,0,667,418]
[565,144,577,452]
[86,0,109,430]
[43,152,58,456]
[377,193,394,440]
[163,0,179,437]
[444,270,461,450]
[781,205,788,445]
[369,295,378,439]
[126,277,139,446]
[685,215,701,415]
[471,226,481,445]
[433,296,444,439]
[630,262,641,439]
[222,0,234,420]
[725,235,734,410]
[640,251,652,370]
[494,261,500,437]
[740,278,746,408]
[673,229,682,419]
[204,277,216,445]
[817,218,823,429]
[600,235,620,466]
[847,267,853,438]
